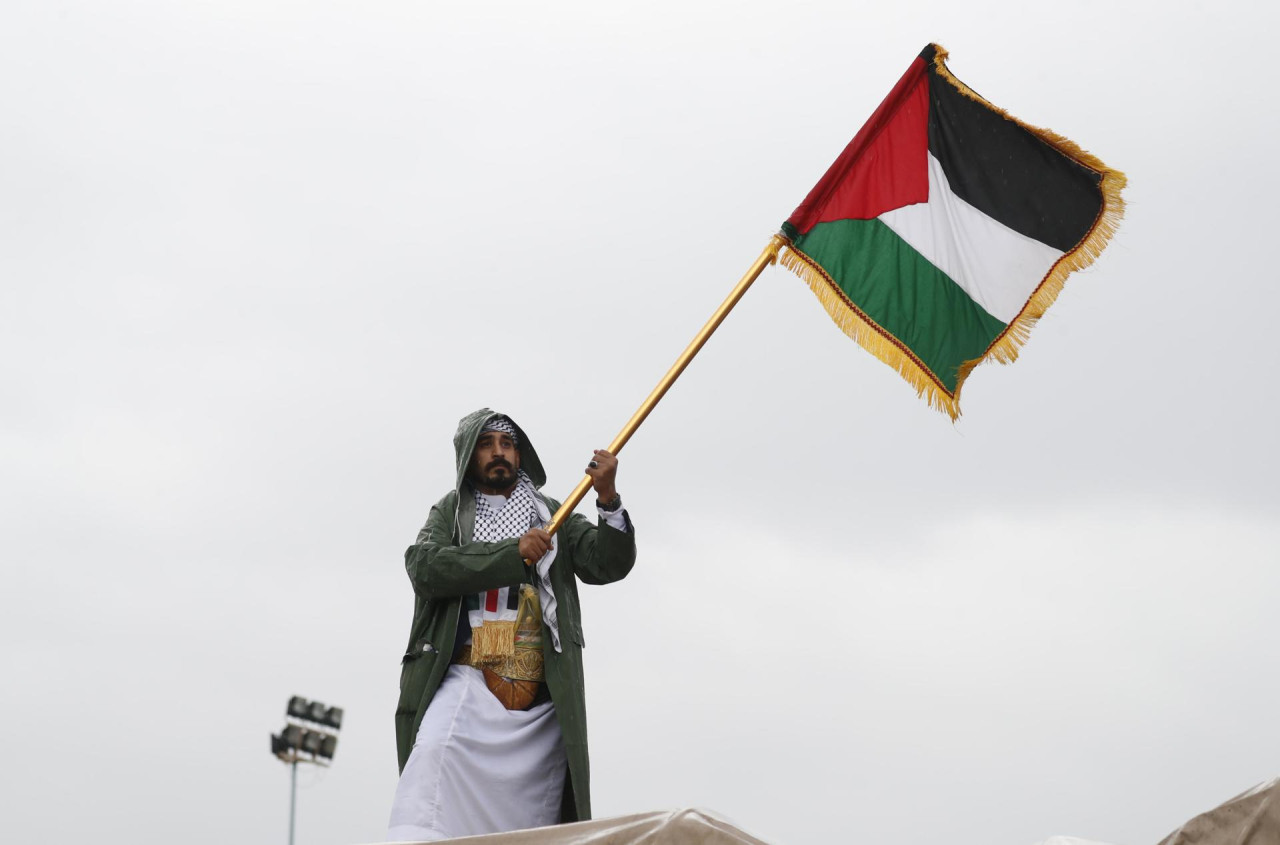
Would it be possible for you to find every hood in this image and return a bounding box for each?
[451,408,547,496]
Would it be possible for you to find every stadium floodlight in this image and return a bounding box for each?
[271,695,343,845]
[287,696,309,720]
[300,731,323,755]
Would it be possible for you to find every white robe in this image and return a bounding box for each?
[386,664,567,842]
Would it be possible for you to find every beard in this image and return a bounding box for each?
[474,459,516,490]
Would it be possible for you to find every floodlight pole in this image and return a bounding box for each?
[288,758,298,845]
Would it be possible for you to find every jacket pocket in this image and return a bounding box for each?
[403,635,437,663]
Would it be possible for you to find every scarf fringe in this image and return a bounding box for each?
[777,46,1126,419]
[471,620,516,659]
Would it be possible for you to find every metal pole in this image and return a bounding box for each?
[288,758,297,845]
[541,234,785,537]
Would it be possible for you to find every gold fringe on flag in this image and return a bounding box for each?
[779,246,964,419]
[778,45,1126,420]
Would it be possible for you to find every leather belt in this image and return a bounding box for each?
[453,645,550,710]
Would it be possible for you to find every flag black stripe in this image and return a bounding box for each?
[926,68,1103,253]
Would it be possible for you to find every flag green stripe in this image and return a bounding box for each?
[792,218,1008,393]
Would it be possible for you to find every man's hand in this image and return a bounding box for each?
[519,527,553,564]
[585,449,619,502]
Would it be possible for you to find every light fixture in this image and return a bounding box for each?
[287,696,309,720]
[300,730,323,755]
[270,695,344,845]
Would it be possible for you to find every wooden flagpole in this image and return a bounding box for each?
[542,234,786,537]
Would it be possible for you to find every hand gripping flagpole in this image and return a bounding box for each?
[540,234,786,538]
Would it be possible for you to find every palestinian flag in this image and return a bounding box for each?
[779,44,1125,419]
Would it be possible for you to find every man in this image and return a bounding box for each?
[388,408,636,841]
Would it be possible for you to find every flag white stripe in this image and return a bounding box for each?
[879,153,1066,325]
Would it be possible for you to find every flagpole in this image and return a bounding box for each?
[541,234,786,537]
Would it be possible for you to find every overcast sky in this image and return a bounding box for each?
[2,2,1277,845]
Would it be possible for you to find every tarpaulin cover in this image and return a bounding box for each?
[1158,777,1280,845]
[367,780,1280,845]
[368,809,769,845]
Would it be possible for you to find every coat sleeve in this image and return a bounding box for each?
[405,498,528,599]
[558,509,637,586]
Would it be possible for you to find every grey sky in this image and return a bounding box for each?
[2,2,1277,845]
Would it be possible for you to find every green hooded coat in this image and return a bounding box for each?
[395,408,636,823]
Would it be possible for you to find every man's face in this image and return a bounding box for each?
[469,430,520,493]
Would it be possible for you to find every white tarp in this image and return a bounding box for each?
[365,809,769,845]
[367,777,1280,845]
